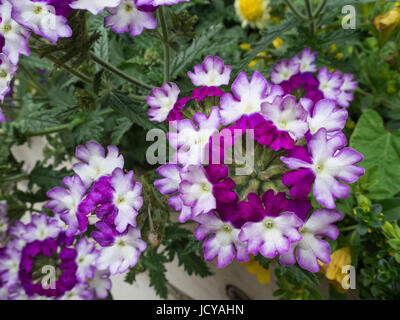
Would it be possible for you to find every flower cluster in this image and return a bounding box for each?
[150,49,365,272]
[0,0,187,111]
[0,212,111,300]
[1,141,148,299]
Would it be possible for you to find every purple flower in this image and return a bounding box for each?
[88,270,112,299]
[0,53,17,102]
[96,226,146,275]
[73,141,124,187]
[46,175,87,237]
[302,98,348,136]
[237,190,304,258]
[292,47,318,73]
[281,128,365,208]
[193,212,249,268]
[69,0,121,15]
[255,94,308,150]
[75,238,99,282]
[0,0,31,65]
[0,247,21,290]
[105,0,157,37]
[168,107,221,168]
[136,0,189,6]
[23,213,62,243]
[188,56,232,87]
[337,74,357,107]
[279,209,342,272]
[220,71,270,125]
[10,0,72,44]
[147,82,180,122]
[317,67,344,101]
[270,59,300,85]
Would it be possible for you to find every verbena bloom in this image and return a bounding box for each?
[292,47,317,73]
[168,107,221,168]
[88,270,112,299]
[105,0,157,37]
[317,67,344,101]
[337,74,357,108]
[270,59,301,85]
[136,0,189,6]
[96,226,147,275]
[220,71,269,125]
[187,56,232,87]
[0,53,17,101]
[0,0,30,65]
[69,0,121,15]
[302,98,348,136]
[23,213,61,242]
[10,0,72,44]
[73,141,124,187]
[279,209,342,272]
[46,175,87,236]
[238,190,303,258]
[281,129,365,208]
[234,0,271,29]
[147,82,180,122]
[193,211,249,268]
[255,94,308,150]
[75,238,99,282]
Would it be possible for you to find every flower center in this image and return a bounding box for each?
[299,226,306,234]
[117,239,126,247]
[201,182,211,192]
[125,3,134,12]
[222,224,233,233]
[314,162,325,174]
[34,6,43,15]
[264,218,274,229]
[277,119,288,130]
[2,23,12,33]
[239,0,264,21]
[0,70,8,78]
[116,197,126,205]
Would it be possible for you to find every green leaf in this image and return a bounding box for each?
[379,198,400,221]
[142,249,169,299]
[350,110,400,200]
[111,117,133,145]
[171,24,223,79]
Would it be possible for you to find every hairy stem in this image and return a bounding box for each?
[304,0,315,34]
[282,0,307,21]
[90,52,153,91]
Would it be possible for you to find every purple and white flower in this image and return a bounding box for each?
[194,211,249,267]
[23,213,61,242]
[75,238,99,282]
[46,175,87,236]
[147,82,180,122]
[279,209,342,272]
[69,0,121,15]
[10,0,72,44]
[292,47,317,73]
[270,59,300,85]
[136,0,189,6]
[105,0,157,37]
[72,141,124,187]
[0,0,31,65]
[281,129,365,208]
[220,71,269,125]
[317,67,344,101]
[188,56,232,87]
[96,226,147,275]
[168,107,221,168]
[0,53,17,101]
[337,74,357,108]
[88,270,112,299]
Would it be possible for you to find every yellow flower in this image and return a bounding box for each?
[241,255,271,285]
[235,0,271,29]
[240,43,252,51]
[319,247,351,293]
[272,38,284,49]
[374,6,400,41]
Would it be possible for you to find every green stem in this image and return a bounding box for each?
[90,52,153,91]
[158,7,171,83]
[339,225,357,232]
[282,0,307,21]
[313,0,327,18]
[304,0,315,34]
[0,109,114,137]
[31,47,92,84]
